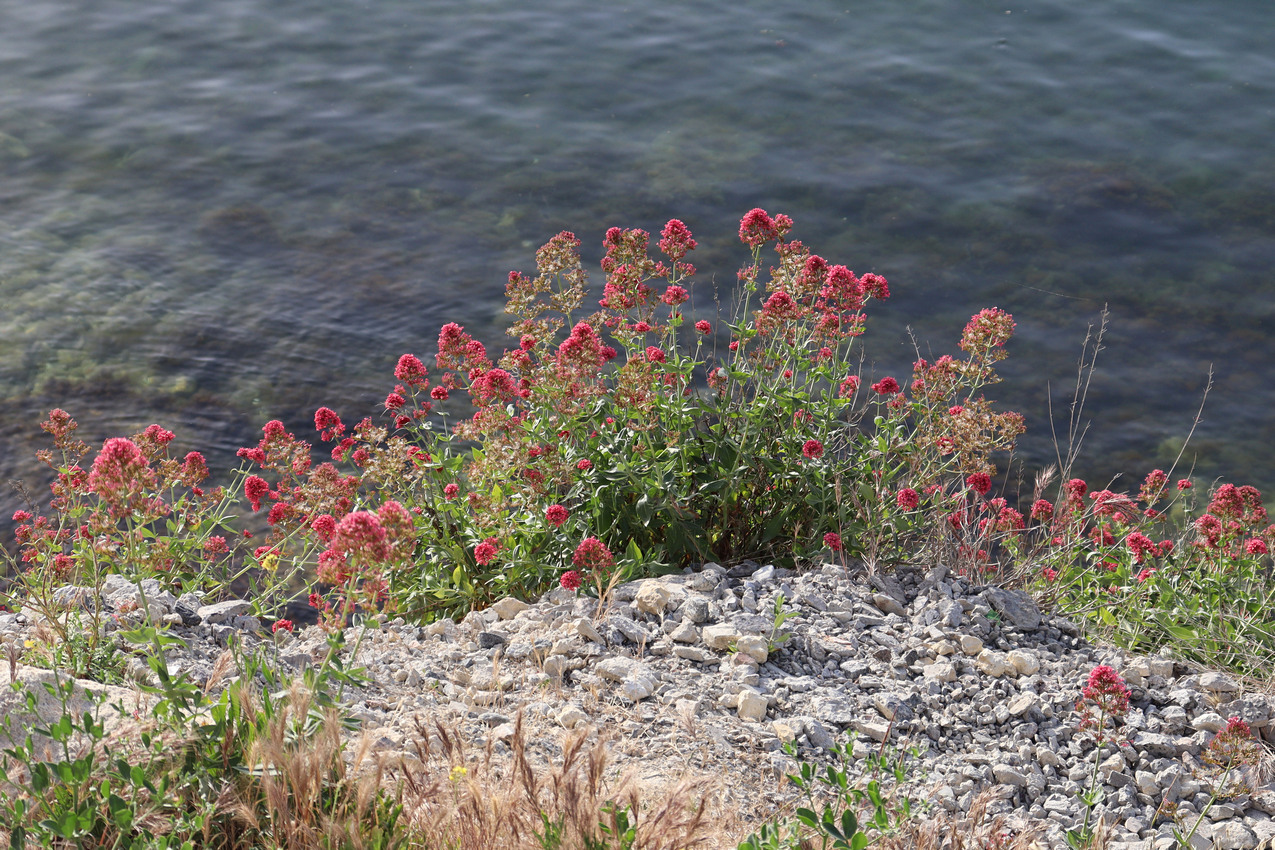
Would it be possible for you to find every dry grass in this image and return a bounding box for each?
[394,713,718,849]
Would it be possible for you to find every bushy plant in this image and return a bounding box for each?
[272,210,1025,622]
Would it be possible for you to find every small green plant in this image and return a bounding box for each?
[737,731,922,850]
[766,592,793,653]
[20,611,127,684]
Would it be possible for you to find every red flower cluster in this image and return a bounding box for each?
[572,537,613,573]
[559,570,583,591]
[802,439,824,460]
[88,438,157,519]
[394,353,428,386]
[546,504,569,527]
[738,208,792,248]
[965,472,992,496]
[314,407,345,442]
[475,536,500,566]
[659,219,697,261]
[959,307,1016,355]
[660,285,688,306]
[1031,499,1054,522]
[896,488,920,510]
[823,532,843,551]
[871,376,899,395]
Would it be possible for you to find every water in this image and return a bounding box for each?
[1,0,1273,514]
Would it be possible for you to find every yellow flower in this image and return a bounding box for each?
[261,553,279,574]
[448,765,468,783]
[23,639,34,649]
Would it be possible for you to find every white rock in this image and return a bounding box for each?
[771,719,800,743]
[619,673,657,702]
[1008,692,1038,717]
[668,621,698,643]
[491,597,529,620]
[558,706,588,729]
[923,661,957,682]
[1134,770,1160,796]
[976,650,1016,678]
[872,593,906,617]
[1211,822,1258,850]
[673,645,712,663]
[196,599,251,624]
[735,635,769,664]
[635,581,672,615]
[1199,672,1240,694]
[701,624,741,650]
[737,689,768,722]
[992,765,1027,787]
[959,635,984,656]
[1191,711,1226,732]
[852,719,890,742]
[595,657,640,682]
[1007,650,1040,676]
[575,618,604,643]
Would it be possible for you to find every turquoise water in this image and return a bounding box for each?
[1,0,1273,507]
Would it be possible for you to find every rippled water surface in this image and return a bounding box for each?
[1,0,1273,507]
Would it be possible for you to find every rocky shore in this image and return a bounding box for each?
[3,561,1274,850]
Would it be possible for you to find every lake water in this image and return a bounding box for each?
[1,0,1273,512]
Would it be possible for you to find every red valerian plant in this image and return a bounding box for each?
[294,208,1032,620]
[1068,665,1132,850]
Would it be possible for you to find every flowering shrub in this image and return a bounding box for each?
[3,410,306,674]
[289,209,1025,619]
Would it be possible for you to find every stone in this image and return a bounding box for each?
[1192,712,1226,732]
[595,657,641,682]
[1199,672,1240,694]
[673,645,712,663]
[871,593,906,617]
[771,719,800,743]
[476,631,506,649]
[976,650,1016,678]
[635,581,673,615]
[873,693,913,722]
[1007,692,1038,717]
[735,635,769,664]
[575,619,604,643]
[852,719,890,743]
[702,624,741,650]
[923,661,957,682]
[959,635,984,655]
[810,695,857,727]
[1212,822,1258,850]
[619,672,657,702]
[196,599,252,624]
[992,765,1027,787]
[491,597,529,620]
[682,596,711,624]
[737,689,768,722]
[981,587,1041,631]
[804,718,836,750]
[1007,650,1040,676]
[1129,731,1182,759]
[668,621,698,643]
